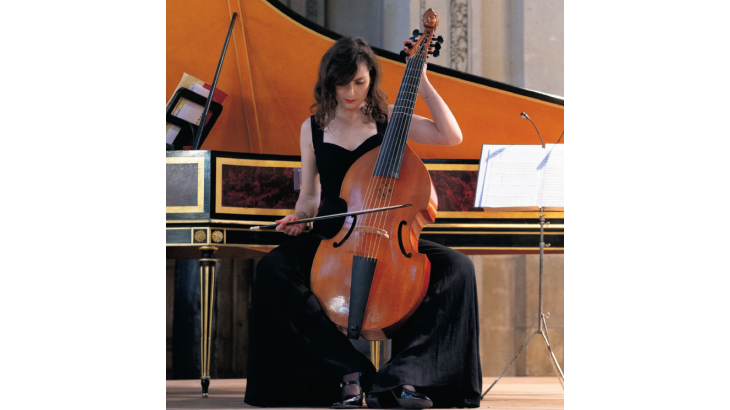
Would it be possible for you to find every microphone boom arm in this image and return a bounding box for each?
[521,112,545,148]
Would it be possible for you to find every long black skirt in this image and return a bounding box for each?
[244,233,482,408]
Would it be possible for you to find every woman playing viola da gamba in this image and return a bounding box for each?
[244,36,482,409]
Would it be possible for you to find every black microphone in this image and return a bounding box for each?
[520,112,545,148]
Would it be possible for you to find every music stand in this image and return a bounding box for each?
[480,208,564,397]
[474,144,565,398]
[165,87,223,150]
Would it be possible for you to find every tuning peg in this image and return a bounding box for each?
[432,42,441,51]
[405,42,413,49]
[429,49,440,57]
[409,36,417,43]
[435,35,444,44]
[412,29,421,37]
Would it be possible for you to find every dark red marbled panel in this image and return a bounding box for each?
[429,170,477,212]
[222,165,298,209]
[167,163,198,207]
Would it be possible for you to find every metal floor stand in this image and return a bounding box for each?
[481,210,564,398]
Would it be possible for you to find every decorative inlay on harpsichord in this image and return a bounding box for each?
[166,150,563,255]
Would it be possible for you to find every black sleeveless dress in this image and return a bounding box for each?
[244,117,482,408]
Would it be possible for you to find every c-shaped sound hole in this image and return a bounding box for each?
[333,215,357,248]
[398,221,412,258]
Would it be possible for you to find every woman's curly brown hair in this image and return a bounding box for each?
[310,37,388,130]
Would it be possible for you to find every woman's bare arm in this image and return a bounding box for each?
[276,117,321,235]
[389,41,463,147]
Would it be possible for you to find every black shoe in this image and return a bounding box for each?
[332,373,364,409]
[391,386,433,409]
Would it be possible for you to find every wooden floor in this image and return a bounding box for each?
[166,377,564,409]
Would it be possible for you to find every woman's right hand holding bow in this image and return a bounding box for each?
[275,211,308,236]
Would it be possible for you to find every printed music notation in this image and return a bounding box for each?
[537,146,563,208]
[474,144,564,211]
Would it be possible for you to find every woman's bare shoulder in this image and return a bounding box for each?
[300,117,313,141]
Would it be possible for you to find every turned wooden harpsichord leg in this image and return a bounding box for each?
[198,246,218,398]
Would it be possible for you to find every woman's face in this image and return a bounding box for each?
[335,61,371,110]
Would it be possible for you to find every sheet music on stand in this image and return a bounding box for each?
[476,143,565,397]
[474,144,563,211]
